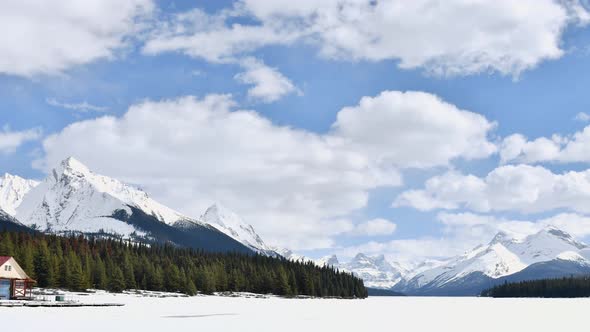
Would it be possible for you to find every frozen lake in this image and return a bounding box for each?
[2,292,588,331]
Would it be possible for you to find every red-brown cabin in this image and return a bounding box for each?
[0,256,35,300]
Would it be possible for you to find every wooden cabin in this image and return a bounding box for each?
[0,256,35,300]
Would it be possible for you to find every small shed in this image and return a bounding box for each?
[0,256,35,299]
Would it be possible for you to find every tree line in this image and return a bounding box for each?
[482,276,590,298]
[0,231,367,298]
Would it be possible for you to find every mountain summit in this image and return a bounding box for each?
[5,157,253,254]
[201,203,277,255]
[0,173,39,216]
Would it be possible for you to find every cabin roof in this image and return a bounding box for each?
[0,256,11,266]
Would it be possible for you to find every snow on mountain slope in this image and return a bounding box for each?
[341,253,406,289]
[313,253,407,289]
[15,157,193,237]
[272,247,313,263]
[0,173,39,216]
[316,255,339,267]
[401,227,589,290]
[201,203,276,255]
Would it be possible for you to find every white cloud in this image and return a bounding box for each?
[46,98,108,113]
[575,112,590,122]
[438,211,590,244]
[0,0,153,77]
[332,91,497,168]
[35,90,494,249]
[35,94,398,249]
[500,126,590,164]
[235,58,300,103]
[144,0,589,76]
[395,164,590,214]
[143,8,300,63]
[336,237,467,263]
[499,134,561,164]
[0,127,42,154]
[350,218,397,236]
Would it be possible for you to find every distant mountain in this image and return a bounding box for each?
[316,254,339,267]
[314,253,407,289]
[6,157,252,254]
[201,203,278,256]
[394,227,590,296]
[272,247,312,263]
[0,173,39,216]
[0,207,34,233]
[366,287,405,297]
[342,253,408,289]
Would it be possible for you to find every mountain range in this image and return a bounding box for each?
[0,157,274,255]
[392,227,590,295]
[307,228,590,295]
[3,157,590,296]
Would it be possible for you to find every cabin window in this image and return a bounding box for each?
[8,266,11,271]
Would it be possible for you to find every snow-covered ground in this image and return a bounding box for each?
[2,291,588,331]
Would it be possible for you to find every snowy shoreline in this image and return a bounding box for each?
[3,291,589,332]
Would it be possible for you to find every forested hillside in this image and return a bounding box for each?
[482,276,590,298]
[0,231,367,298]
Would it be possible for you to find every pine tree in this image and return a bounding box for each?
[109,266,126,292]
[93,257,108,289]
[0,232,15,256]
[33,241,53,287]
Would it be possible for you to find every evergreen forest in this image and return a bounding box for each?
[482,276,590,298]
[0,231,367,298]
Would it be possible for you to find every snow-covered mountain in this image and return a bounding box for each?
[273,247,312,263]
[7,157,252,254]
[201,203,278,255]
[0,173,39,216]
[316,255,339,267]
[313,253,407,289]
[395,227,590,295]
[16,157,190,235]
[340,253,407,289]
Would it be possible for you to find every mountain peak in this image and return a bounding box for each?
[58,157,90,174]
[488,230,512,245]
[0,173,39,216]
[202,202,237,228]
[531,226,586,249]
[50,157,94,184]
[201,202,272,254]
[353,253,369,260]
[317,254,339,267]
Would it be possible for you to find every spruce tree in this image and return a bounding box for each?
[109,266,126,293]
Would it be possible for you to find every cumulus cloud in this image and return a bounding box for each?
[500,126,590,164]
[336,237,467,263]
[235,58,300,103]
[0,0,153,77]
[350,218,397,236]
[438,212,590,245]
[143,0,589,76]
[0,127,42,154]
[35,94,396,249]
[35,90,494,249]
[332,91,497,168]
[395,164,590,214]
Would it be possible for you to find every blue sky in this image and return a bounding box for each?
[2,0,590,262]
